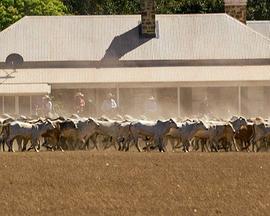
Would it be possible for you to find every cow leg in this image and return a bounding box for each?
[92,137,99,151]
[181,140,188,152]
[167,137,177,152]
[202,139,209,152]
[117,137,123,151]
[120,137,127,151]
[209,140,214,152]
[197,139,202,151]
[37,139,41,151]
[70,138,76,150]
[210,140,218,152]
[155,137,162,152]
[174,138,183,150]
[204,140,210,152]
[236,139,243,151]
[123,137,131,152]
[16,137,23,152]
[33,139,39,153]
[158,137,166,152]
[101,136,110,150]
[123,143,128,151]
[2,139,5,152]
[186,140,191,152]
[84,138,91,151]
[196,139,200,151]
[28,139,37,152]
[78,139,85,150]
[112,138,119,151]
[27,144,33,151]
[59,137,67,150]
[182,140,186,152]
[119,137,126,151]
[124,140,130,152]
[252,140,258,152]
[53,136,64,152]
[257,140,262,152]
[6,139,14,152]
[42,139,49,150]
[226,140,230,152]
[124,136,132,152]
[201,139,205,152]
[232,138,239,152]
[244,141,250,152]
[191,139,198,151]
[158,139,163,152]
[59,145,64,152]
[171,138,176,152]
[134,137,141,152]
[103,140,110,150]
[22,139,28,152]
[162,137,168,152]
[224,140,230,152]
[243,140,251,152]
[90,134,99,150]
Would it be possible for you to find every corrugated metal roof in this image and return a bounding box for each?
[0,84,50,95]
[247,21,270,39]
[0,14,269,62]
[0,66,269,85]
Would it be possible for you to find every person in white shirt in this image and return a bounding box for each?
[42,95,53,118]
[101,93,118,117]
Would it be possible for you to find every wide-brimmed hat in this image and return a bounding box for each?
[75,92,84,97]
[42,95,51,100]
[107,93,114,97]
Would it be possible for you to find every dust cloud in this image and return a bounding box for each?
[2,86,269,120]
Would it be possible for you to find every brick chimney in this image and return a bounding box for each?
[224,0,247,24]
[140,0,156,37]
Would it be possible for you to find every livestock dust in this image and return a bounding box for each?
[14,86,270,121]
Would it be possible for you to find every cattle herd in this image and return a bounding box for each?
[0,113,269,153]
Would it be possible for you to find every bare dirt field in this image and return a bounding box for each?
[0,152,269,216]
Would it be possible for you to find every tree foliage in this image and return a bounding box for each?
[247,0,270,20]
[62,0,140,15]
[156,0,224,14]
[0,0,68,31]
[0,0,269,31]
[62,0,269,20]
[62,0,225,15]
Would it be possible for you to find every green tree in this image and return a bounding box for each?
[62,0,269,20]
[62,0,224,15]
[1,0,269,31]
[0,0,68,31]
[62,0,140,15]
[156,0,224,14]
[247,0,270,20]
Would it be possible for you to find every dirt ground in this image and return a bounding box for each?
[0,152,269,216]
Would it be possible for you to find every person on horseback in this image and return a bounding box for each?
[42,95,53,118]
[74,92,86,115]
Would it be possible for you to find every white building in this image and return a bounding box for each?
[0,0,269,118]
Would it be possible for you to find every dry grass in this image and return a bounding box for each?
[0,151,269,216]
